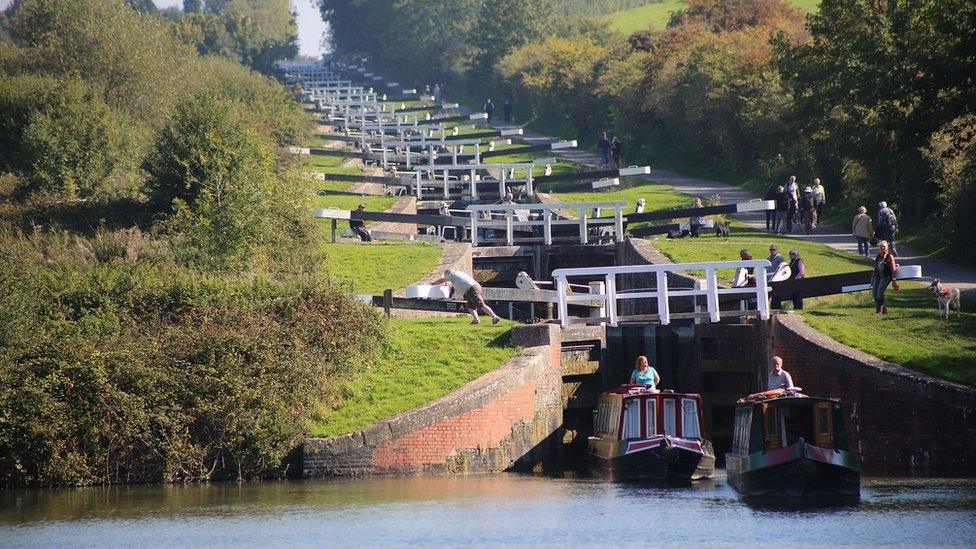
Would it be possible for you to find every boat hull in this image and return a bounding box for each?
[587,436,715,482]
[726,442,860,497]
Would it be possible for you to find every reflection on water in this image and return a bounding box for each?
[1,473,974,547]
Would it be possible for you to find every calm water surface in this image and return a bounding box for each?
[1,473,974,547]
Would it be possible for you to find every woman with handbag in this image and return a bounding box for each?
[852,206,874,257]
[871,240,900,314]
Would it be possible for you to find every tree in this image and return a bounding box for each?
[468,0,555,78]
[145,93,308,268]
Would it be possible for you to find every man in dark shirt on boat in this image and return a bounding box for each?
[767,356,795,390]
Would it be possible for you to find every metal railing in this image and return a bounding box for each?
[551,260,772,327]
[468,201,626,246]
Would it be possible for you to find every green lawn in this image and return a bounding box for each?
[310,317,519,437]
[303,153,348,169]
[322,241,442,294]
[651,224,869,281]
[312,181,397,212]
[608,0,820,34]
[805,287,976,387]
[547,179,689,215]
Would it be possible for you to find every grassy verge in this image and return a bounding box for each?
[322,241,442,294]
[312,182,397,212]
[302,153,348,170]
[804,288,976,387]
[607,0,820,34]
[548,179,689,215]
[310,317,519,437]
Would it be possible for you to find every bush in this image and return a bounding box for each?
[0,237,385,487]
[146,92,310,269]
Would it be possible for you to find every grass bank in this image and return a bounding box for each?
[310,317,519,437]
[805,288,976,387]
[322,242,442,294]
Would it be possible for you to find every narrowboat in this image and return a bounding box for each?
[587,385,715,482]
[725,389,861,497]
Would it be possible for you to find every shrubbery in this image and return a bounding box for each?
[0,234,384,487]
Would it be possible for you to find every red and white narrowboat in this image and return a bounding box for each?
[587,385,715,482]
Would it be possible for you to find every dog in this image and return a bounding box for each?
[715,221,731,238]
[929,278,961,319]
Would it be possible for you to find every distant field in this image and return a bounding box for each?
[608,0,821,34]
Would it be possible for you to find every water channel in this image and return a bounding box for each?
[2,473,974,547]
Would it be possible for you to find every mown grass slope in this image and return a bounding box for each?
[310,317,519,437]
[322,242,441,294]
[609,0,821,34]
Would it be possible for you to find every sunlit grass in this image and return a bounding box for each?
[322,241,442,294]
[310,317,519,437]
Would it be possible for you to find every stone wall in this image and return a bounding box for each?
[773,313,976,470]
[303,324,563,477]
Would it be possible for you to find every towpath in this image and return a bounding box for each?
[493,122,976,293]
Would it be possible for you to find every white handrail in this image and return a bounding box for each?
[552,260,772,327]
[468,202,626,246]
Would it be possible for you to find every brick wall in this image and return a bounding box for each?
[303,324,563,477]
[774,313,976,470]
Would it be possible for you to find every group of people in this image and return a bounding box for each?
[483,99,514,124]
[764,176,826,235]
[851,201,899,257]
[423,83,446,104]
[597,132,623,169]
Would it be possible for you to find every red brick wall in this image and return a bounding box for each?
[774,314,976,470]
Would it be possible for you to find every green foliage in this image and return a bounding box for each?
[0,75,138,200]
[146,92,309,269]
[468,0,555,78]
[924,115,976,265]
[310,318,518,438]
[0,235,385,487]
[11,0,197,125]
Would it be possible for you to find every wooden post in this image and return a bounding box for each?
[331,219,337,243]
[383,289,392,317]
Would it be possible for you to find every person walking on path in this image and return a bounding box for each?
[763,183,779,232]
[597,132,611,167]
[799,187,818,234]
[503,100,512,124]
[812,178,826,221]
[784,175,799,234]
[852,206,874,257]
[433,269,502,325]
[871,240,899,314]
[767,356,795,390]
[349,204,372,242]
[876,201,898,255]
[773,185,789,234]
[610,136,622,169]
[483,98,495,123]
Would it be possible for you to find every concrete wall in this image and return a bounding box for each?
[303,324,563,477]
[774,313,976,470]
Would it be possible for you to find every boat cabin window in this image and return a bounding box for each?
[663,399,677,436]
[815,402,833,447]
[622,400,640,439]
[681,398,700,439]
[594,398,620,438]
[781,404,815,447]
[646,399,657,436]
[733,407,752,455]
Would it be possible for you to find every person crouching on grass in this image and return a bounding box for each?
[433,269,501,325]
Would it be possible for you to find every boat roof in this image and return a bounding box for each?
[737,388,840,406]
[603,385,700,399]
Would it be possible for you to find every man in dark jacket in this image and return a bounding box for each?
[763,184,779,232]
[503,100,512,124]
[349,204,372,242]
[610,137,622,168]
[597,132,611,167]
[773,186,789,234]
[483,99,495,123]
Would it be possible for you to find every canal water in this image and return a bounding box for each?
[2,473,974,547]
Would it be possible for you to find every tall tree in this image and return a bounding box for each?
[468,0,555,78]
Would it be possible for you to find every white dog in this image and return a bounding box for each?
[929,279,961,320]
